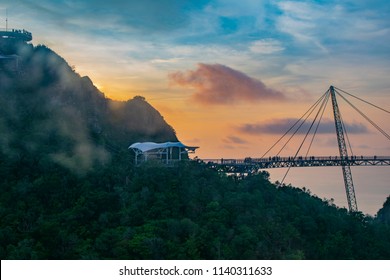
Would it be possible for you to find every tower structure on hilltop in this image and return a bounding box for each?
[0,28,32,43]
[1,9,32,42]
[0,12,33,72]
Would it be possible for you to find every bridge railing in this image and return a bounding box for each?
[203,155,389,165]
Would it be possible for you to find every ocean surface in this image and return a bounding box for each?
[267,166,389,216]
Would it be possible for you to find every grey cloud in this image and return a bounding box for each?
[237,118,369,135]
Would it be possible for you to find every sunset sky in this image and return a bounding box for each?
[1,0,389,214]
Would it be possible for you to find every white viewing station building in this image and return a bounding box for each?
[129,142,199,165]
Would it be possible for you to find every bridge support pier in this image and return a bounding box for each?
[330,86,358,212]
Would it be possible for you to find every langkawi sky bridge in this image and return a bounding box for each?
[203,86,390,213]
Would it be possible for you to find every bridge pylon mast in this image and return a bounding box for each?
[329,86,358,212]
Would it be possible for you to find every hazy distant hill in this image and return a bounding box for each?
[0,44,177,172]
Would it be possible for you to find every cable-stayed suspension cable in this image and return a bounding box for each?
[336,92,390,141]
[339,109,354,157]
[305,91,330,156]
[280,90,331,185]
[333,89,355,156]
[260,90,329,158]
[335,87,390,114]
[275,91,329,156]
[292,91,330,157]
[275,109,314,156]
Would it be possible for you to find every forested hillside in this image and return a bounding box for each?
[1,157,389,259]
[377,196,390,225]
[0,44,389,259]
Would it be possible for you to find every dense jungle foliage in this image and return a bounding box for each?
[0,43,389,259]
[1,155,390,259]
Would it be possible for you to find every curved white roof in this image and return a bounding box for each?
[129,141,198,152]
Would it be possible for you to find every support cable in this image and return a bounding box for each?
[336,92,390,141]
[335,87,390,114]
[335,89,355,156]
[280,90,331,185]
[275,91,329,156]
[305,91,330,156]
[339,111,354,157]
[260,90,328,158]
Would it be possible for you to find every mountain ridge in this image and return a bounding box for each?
[0,44,177,172]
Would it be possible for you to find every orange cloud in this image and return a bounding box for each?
[169,63,286,105]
